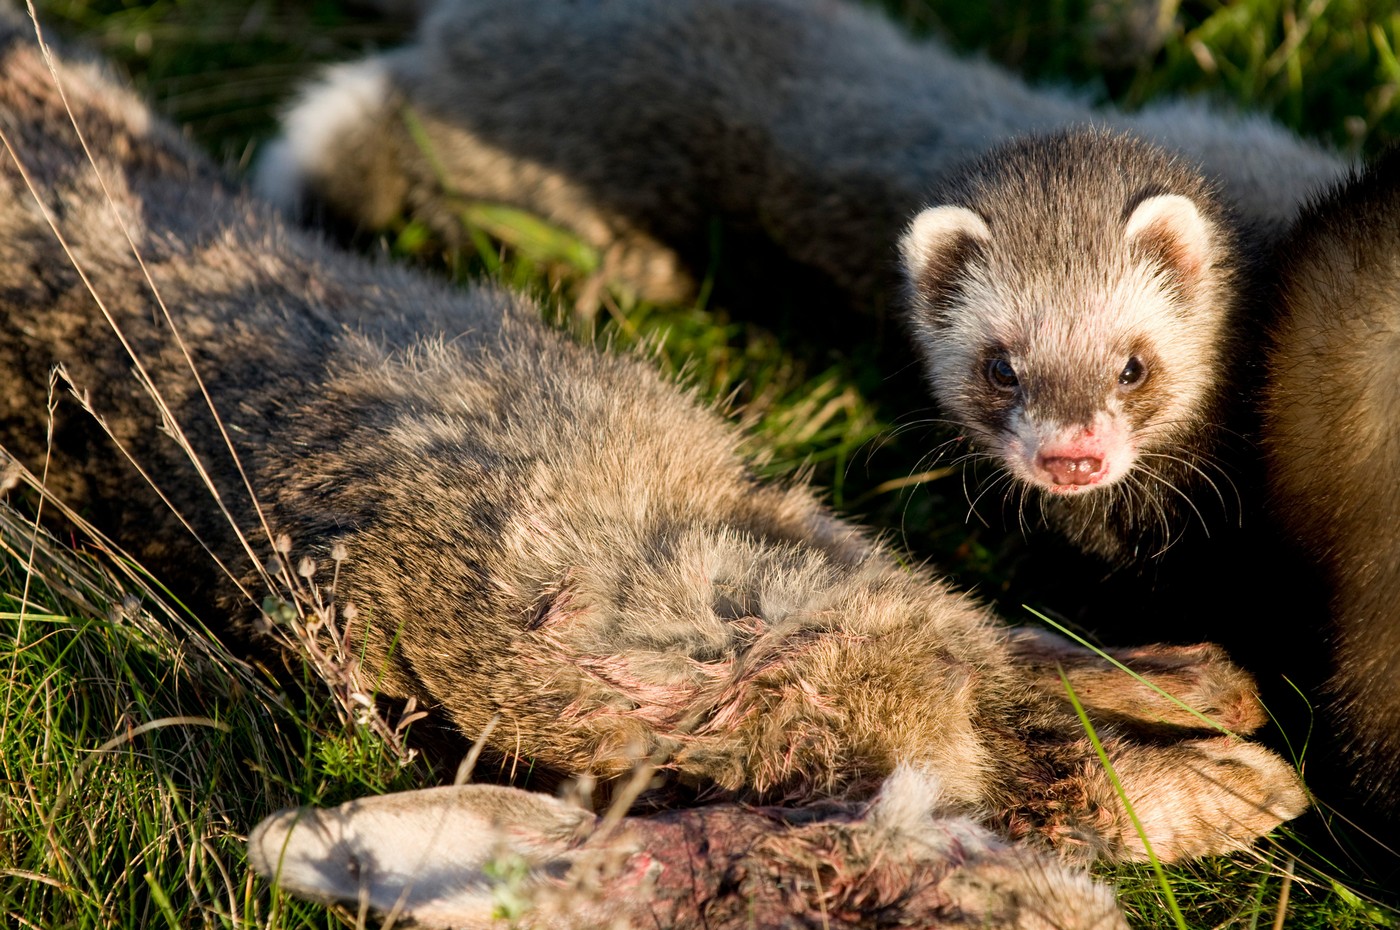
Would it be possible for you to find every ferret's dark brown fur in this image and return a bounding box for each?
[0,5,1304,894]
[1263,148,1400,823]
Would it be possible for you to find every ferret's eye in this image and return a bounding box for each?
[1118,356,1147,388]
[986,358,1018,390]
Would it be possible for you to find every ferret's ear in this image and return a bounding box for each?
[1124,194,1213,283]
[248,784,595,926]
[900,206,991,312]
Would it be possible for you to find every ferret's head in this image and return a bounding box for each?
[900,130,1241,500]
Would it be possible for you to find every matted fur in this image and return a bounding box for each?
[248,768,1131,929]
[0,8,1306,924]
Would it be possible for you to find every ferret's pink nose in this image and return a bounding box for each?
[1039,455,1104,486]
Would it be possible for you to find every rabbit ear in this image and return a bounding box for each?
[248,784,596,928]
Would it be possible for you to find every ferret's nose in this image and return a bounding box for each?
[1039,455,1104,486]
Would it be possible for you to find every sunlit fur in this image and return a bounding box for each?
[1263,149,1400,824]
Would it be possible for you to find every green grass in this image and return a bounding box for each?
[6,0,1400,926]
[0,495,428,927]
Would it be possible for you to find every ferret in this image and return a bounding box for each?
[894,134,1341,804]
[1262,148,1400,826]
[0,9,1304,922]
[898,130,1249,566]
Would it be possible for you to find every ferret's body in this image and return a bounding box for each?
[1263,150,1400,824]
[0,7,1304,905]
